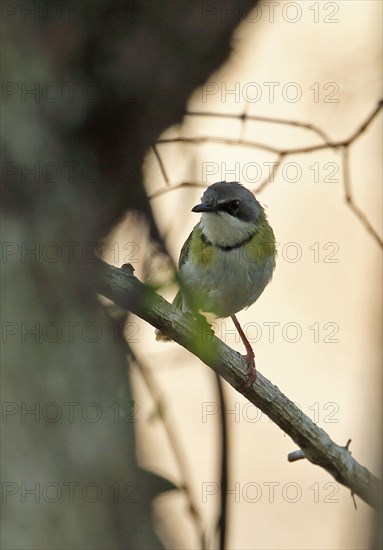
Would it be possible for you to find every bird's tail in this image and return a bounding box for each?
[155,291,182,342]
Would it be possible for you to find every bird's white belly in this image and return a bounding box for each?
[180,249,275,318]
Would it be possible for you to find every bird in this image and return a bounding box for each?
[156,181,276,389]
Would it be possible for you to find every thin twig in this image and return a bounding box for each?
[215,374,229,550]
[150,181,208,199]
[177,100,382,155]
[342,147,383,246]
[157,136,280,154]
[152,145,171,186]
[343,99,383,146]
[186,110,331,143]
[151,100,383,247]
[252,152,285,195]
[239,105,250,142]
[131,352,208,549]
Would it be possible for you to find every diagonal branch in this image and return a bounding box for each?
[95,259,382,510]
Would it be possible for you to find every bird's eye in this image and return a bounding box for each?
[225,199,240,214]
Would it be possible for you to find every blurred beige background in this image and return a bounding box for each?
[106,1,382,548]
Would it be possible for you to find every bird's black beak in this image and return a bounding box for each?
[191,203,217,213]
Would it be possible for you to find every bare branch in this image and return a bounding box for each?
[152,145,171,187]
[96,260,382,510]
[215,374,229,550]
[130,353,208,549]
[169,100,382,157]
[151,100,383,247]
[150,181,208,199]
[157,135,280,154]
[185,110,331,143]
[343,99,383,146]
[342,147,382,247]
[253,152,285,195]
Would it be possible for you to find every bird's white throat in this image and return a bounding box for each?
[200,211,256,248]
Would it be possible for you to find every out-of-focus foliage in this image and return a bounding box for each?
[1,0,259,547]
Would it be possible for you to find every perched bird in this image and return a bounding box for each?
[157,181,276,388]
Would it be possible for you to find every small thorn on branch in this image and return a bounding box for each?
[121,263,135,274]
[288,449,306,462]
[345,439,352,452]
[351,491,358,510]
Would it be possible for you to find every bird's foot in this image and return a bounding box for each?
[231,314,257,391]
[240,349,257,391]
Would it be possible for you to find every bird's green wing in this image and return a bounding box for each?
[178,225,197,269]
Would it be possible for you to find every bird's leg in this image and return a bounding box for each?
[231,314,256,390]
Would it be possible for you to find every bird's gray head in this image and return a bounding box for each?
[192,182,264,248]
[192,181,262,222]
